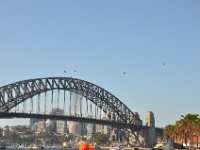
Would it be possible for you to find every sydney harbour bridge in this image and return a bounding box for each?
[0,77,163,147]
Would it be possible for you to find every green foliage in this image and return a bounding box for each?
[164,124,175,138]
[92,133,109,145]
[164,113,200,147]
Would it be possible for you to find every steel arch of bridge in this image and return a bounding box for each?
[0,77,142,125]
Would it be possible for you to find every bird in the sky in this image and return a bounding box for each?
[123,72,126,75]
[64,70,67,73]
[162,63,166,66]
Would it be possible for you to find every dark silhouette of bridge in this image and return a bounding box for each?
[0,77,163,147]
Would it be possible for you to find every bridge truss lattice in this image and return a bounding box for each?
[0,77,143,146]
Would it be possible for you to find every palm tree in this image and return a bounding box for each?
[193,117,200,148]
[164,114,200,148]
[175,119,186,146]
[176,114,199,148]
[164,124,176,141]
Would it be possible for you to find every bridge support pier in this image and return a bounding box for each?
[144,126,156,147]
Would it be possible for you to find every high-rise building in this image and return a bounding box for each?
[70,92,82,116]
[67,91,83,135]
[51,108,68,134]
[68,121,82,135]
[30,118,43,131]
[57,120,67,134]
[46,119,56,133]
[36,121,46,132]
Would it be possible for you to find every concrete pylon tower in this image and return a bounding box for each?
[145,111,155,127]
[145,111,156,147]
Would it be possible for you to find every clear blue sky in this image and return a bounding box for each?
[0,0,200,128]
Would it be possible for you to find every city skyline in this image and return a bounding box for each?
[0,1,200,128]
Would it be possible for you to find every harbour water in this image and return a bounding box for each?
[6,148,78,150]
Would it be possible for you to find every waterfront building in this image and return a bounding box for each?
[2,126,14,138]
[68,121,82,135]
[95,124,102,133]
[57,120,67,134]
[70,92,82,116]
[30,118,43,131]
[36,121,46,133]
[46,119,56,133]
[86,122,95,136]
[0,127,2,137]
[51,108,68,134]
[101,115,111,135]
[67,91,84,135]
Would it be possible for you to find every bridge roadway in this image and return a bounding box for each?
[0,112,163,135]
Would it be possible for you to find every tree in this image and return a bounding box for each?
[175,114,199,148]
[193,116,200,148]
[164,124,176,141]
[180,114,199,147]
[164,114,200,148]
[92,133,109,145]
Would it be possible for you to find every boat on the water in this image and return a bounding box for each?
[29,145,44,150]
[0,146,6,149]
[0,141,6,149]
[109,147,124,150]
